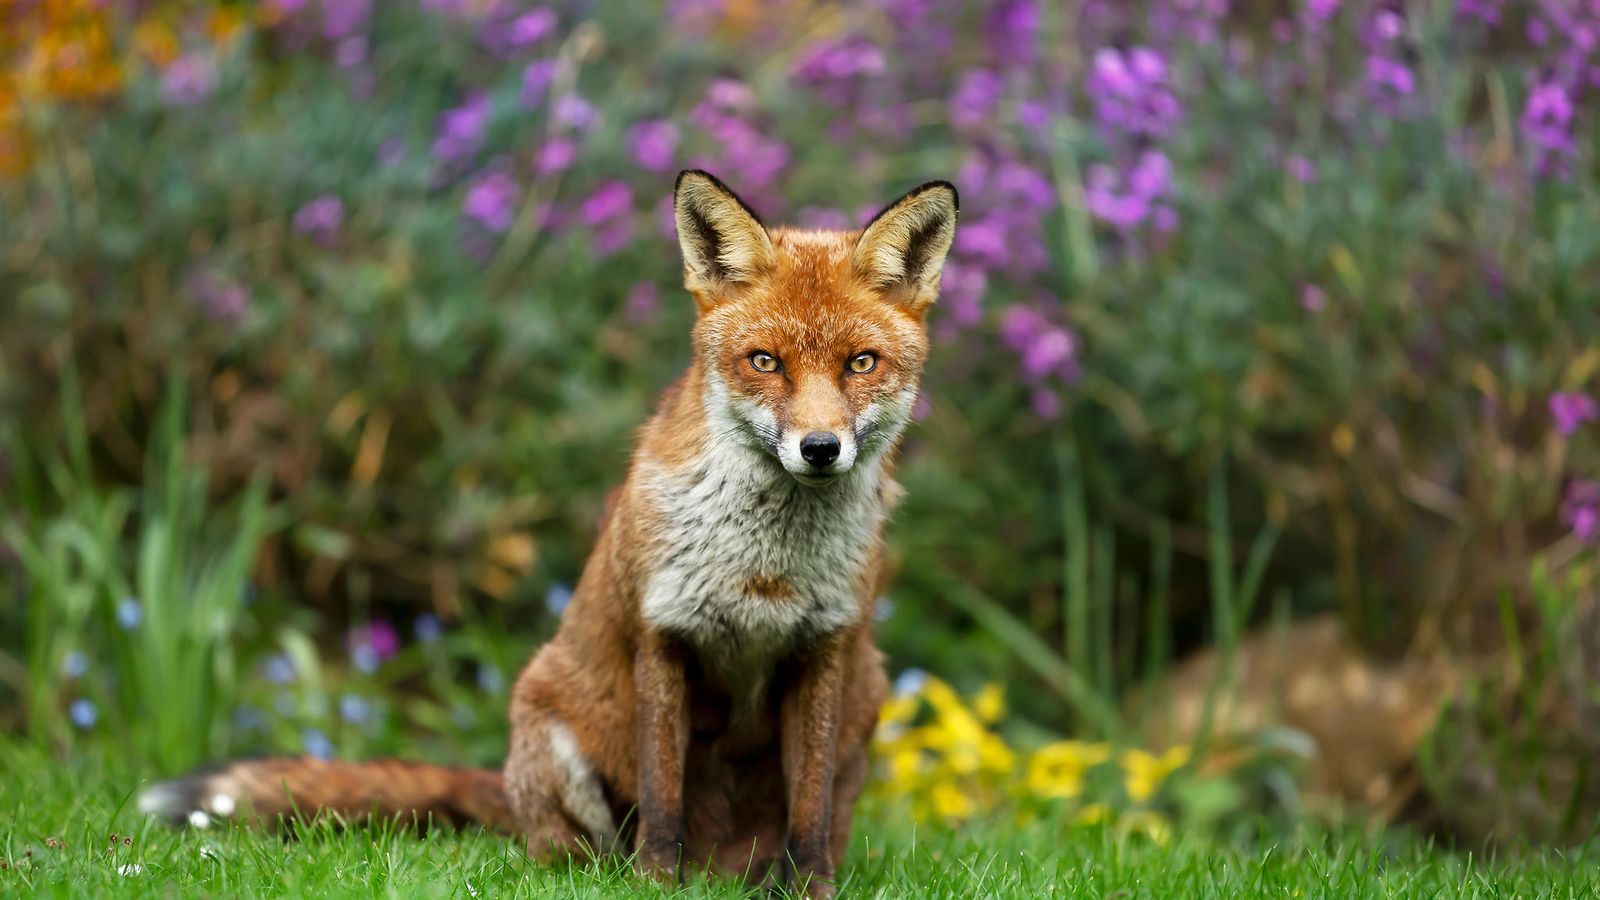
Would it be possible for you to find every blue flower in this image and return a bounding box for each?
[892,668,928,697]
[351,644,380,674]
[233,705,264,731]
[63,650,88,678]
[116,596,143,630]
[413,613,443,643]
[69,698,98,729]
[545,584,573,616]
[263,653,297,685]
[875,596,895,622]
[302,728,333,759]
[477,664,504,694]
[339,693,370,724]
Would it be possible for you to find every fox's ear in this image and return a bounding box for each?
[674,170,775,308]
[853,181,958,315]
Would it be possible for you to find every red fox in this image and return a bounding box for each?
[139,170,958,897]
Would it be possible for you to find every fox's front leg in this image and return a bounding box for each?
[634,631,690,883]
[780,632,848,899]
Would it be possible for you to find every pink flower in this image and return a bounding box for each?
[1550,392,1598,436]
[628,120,680,172]
[1561,480,1600,542]
[463,170,521,232]
[1299,284,1327,312]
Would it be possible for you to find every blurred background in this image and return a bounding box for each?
[2,0,1598,849]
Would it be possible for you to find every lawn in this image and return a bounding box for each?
[2,744,1595,899]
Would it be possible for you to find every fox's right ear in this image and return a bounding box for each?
[674,170,775,309]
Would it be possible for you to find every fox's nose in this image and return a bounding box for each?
[799,431,842,467]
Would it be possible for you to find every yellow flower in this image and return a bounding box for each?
[888,748,922,785]
[1120,810,1174,845]
[208,7,249,46]
[1025,740,1110,800]
[978,734,1016,775]
[929,781,973,820]
[973,682,1005,723]
[879,693,919,728]
[1120,745,1191,802]
[132,20,180,68]
[921,677,964,717]
[1076,802,1112,825]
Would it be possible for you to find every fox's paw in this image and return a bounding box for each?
[137,773,240,829]
[633,841,683,886]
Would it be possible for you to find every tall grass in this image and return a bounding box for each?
[2,370,271,768]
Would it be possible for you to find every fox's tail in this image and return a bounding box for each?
[138,758,516,832]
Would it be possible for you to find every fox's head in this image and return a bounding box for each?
[673,170,958,486]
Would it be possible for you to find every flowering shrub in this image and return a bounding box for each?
[2,1,1598,830]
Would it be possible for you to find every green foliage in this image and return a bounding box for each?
[2,374,269,768]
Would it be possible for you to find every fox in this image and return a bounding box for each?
[138,170,959,897]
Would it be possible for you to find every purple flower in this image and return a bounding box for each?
[580,182,635,256]
[321,0,370,39]
[1366,56,1415,98]
[1562,480,1600,542]
[581,182,632,226]
[535,138,577,175]
[1286,155,1318,183]
[160,54,219,105]
[431,93,492,164]
[69,699,98,730]
[1087,47,1180,140]
[1031,388,1062,420]
[334,35,367,69]
[1084,151,1175,232]
[1550,392,1598,436]
[519,59,558,109]
[185,269,250,325]
[1000,305,1081,387]
[950,69,1006,130]
[792,35,885,106]
[939,259,988,329]
[1299,283,1328,312]
[625,282,660,323]
[1457,0,1504,26]
[505,8,557,50]
[293,194,344,243]
[1303,0,1340,27]
[463,170,521,233]
[1523,79,1577,175]
[985,0,1039,64]
[553,94,598,131]
[628,120,680,172]
[347,620,399,673]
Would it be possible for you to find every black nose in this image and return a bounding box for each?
[799,431,841,467]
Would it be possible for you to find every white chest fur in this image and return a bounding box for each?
[638,443,883,674]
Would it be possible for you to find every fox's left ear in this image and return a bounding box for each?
[852,181,959,315]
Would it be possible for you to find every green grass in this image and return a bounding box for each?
[2,743,1597,898]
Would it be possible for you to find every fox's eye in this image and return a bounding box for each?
[848,352,878,374]
[750,352,780,373]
